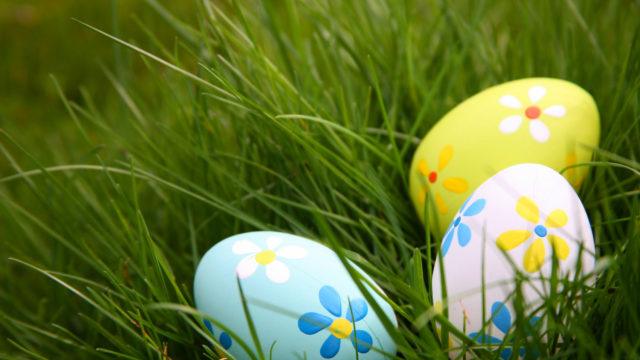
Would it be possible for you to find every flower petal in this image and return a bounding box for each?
[266,236,282,250]
[499,95,522,109]
[276,245,307,259]
[418,187,427,205]
[351,330,373,354]
[457,223,472,247]
[524,238,545,272]
[500,348,513,360]
[298,312,333,335]
[516,196,539,223]
[545,209,568,228]
[548,234,570,260]
[346,299,368,322]
[319,286,342,317]
[468,332,503,344]
[443,178,468,193]
[438,145,453,171]
[441,227,455,256]
[219,332,232,350]
[543,105,566,117]
[418,159,429,176]
[491,301,512,334]
[463,198,486,217]
[497,230,532,251]
[320,335,341,359]
[265,260,290,283]
[499,115,523,134]
[528,86,546,103]
[232,240,261,255]
[235,256,258,279]
[529,119,550,143]
[204,319,214,334]
[435,193,448,214]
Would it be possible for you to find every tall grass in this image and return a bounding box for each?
[1,0,639,358]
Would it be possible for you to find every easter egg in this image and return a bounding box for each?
[431,164,596,357]
[409,78,599,234]
[194,231,397,359]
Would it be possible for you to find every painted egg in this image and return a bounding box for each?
[194,231,397,359]
[431,164,596,357]
[409,78,599,234]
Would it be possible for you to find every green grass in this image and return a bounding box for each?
[1,0,639,358]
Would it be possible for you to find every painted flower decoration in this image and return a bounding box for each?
[417,145,468,214]
[232,237,307,283]
[441,195,486,256]
[496,196,570,272]
[203,319,232,350]
[468,301,540,360]
[298,286,373,359]
[498,85,566,143]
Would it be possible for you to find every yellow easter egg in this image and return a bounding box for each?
[409,78,600,235]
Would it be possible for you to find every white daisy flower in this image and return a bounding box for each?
[498,85,566,143]
[232,236,307,283]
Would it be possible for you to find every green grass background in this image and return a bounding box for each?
[1,0,639,358]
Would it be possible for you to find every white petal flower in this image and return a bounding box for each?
[276,245,307,259]
[232,240,261,255]
[543,105,566,117]
[529,120,550,143]
[265,260,290,283]
[232,238,307,283]
[499,95,522,109]
[497,86,565,142]
[499,115,523,134]
[236,255,259,279]
[266,236,283,250]
[528,86,546,103]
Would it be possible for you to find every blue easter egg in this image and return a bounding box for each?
[194,231,398,359]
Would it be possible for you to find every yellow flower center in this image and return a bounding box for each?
[329,318,353,339]
[255,250,276,265]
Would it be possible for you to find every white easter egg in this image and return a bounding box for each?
[194,231,397,359]
[431,163,595,358]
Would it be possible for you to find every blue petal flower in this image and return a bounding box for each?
[219,332,232,350]
[204,320,232,350]
[319,286,342,317]
[500,348,512,360]
[463,198,486,217]
[491,302,512,335]
[468,332,503,344]
[320,335,341,359]
[441,227,455,256]
[204,319,214,334]
[346,299,368,322]
[351,330,373,353]
[298,312,333,335]
[457,223,471,247]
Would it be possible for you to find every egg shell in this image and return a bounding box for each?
[410,78,600,234]
[194,231,397,360]
[431,164,595,356]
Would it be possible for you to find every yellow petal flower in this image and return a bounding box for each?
[435,193,447,214]
[418,187,427,205]
[548,234,570,260]
[438,145,453,171]
[496,230,532,250]
[524,238,545,272]
[545,209,568,228]
[418,159,429,176]
[443,178,468,193]
[516,196,539,223]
